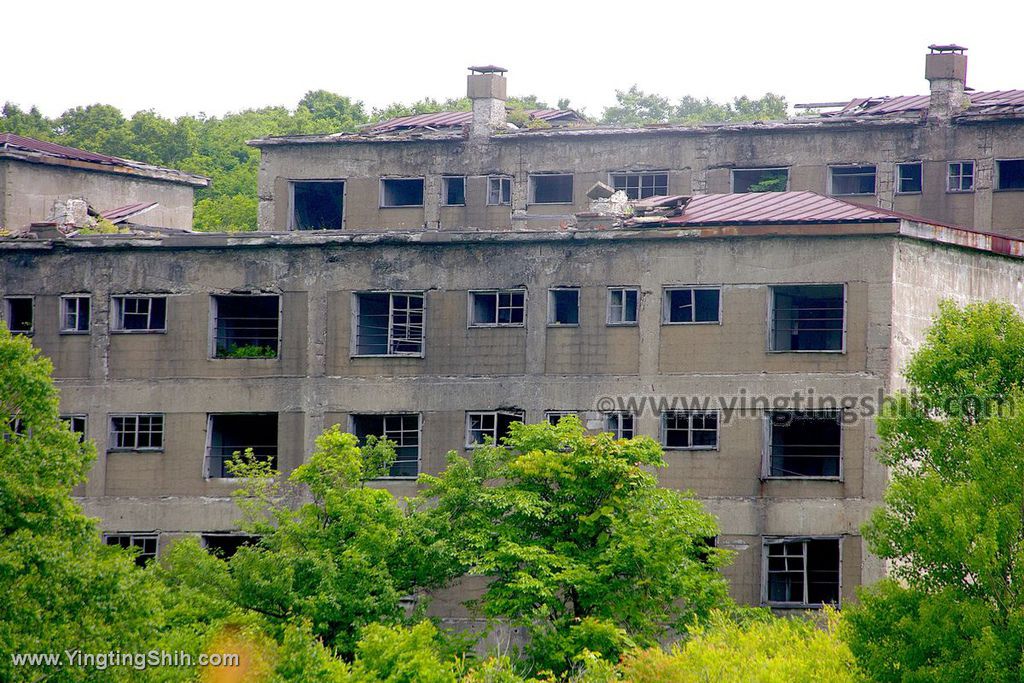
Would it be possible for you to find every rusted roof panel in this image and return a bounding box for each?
[367,108,582,133]
[100,201,159,224]
[821,90,1024,118]
[631,191,899,226]
[0,132,124,165]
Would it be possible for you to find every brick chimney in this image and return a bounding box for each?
[925,44,969,119]
[467,65,507,138]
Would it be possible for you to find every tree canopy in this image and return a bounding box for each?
[599,86,788,126]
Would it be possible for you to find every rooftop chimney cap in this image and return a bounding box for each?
[928,44,967,54]
[468,65,507,74]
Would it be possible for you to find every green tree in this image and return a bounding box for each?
[416,416,731,674]
[843,300,1024,681]
[601,88,788,126]
[600,86,675,126]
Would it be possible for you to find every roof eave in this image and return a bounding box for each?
[0,149,210,187]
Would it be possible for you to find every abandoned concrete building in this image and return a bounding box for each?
[2,43,1024,615]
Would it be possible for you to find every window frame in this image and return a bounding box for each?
[350,413,422,479]
[59,294,91,334]
[604,411,635,440]
[606,286,639,326]
[762,536,842,608]
[730,167,790,193]
[467,289,527,328]
[660,410,720,451]
[547,287,581,327]
[110,295,167,334]
[828,164,877,197]
[762,409,844,480]
[103,533,159,566]
[61,414,88,442]
[662,286,722,325]
[528,173,574,205]
[441,175,467,207]
[465,410,524,449]
[288,179,346,230]
[352,291,426,358]
[108,413,165,453]
[487,176,513,206]
[209,294,282,360]
[2,296,34,335]
[946,160,975,193]
[767,283,847,354]
[204,412,279,479]
[608,171,670,200]
[544,410,579,426]
[996,159,1024,192]
[379,176,426,208]
[895,162,924,195]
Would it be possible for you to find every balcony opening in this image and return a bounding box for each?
[213,295,279,359]
[206,413,278,478]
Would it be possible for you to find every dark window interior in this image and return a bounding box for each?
[532,175,573,203]
[472,291,524,326]
[998,160,1024,190]
[5,298,33,333]
[767,539,840,605]
[105,534,157,567]
[202,534,259,559]
[208,413,278,478]
[116,297,166,331]
[214,295,279,358]
[549,290,579,325]
[292,181,344,230]
[382,178,424,207]
[355,293,424,355]
[352,414,420,477]
[898,163,923,193]
[444,177,466,206]
[830,166,876,195]
[733,168,789,193]
[772,285,844,351]
[666,289,720,323]
[769,410,841,477]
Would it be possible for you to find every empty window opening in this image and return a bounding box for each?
[111,296,166,332]
[467,410,523,447]
[443,176,466,206]
[664,288,720,324]
[291,181,344,230]
[60,295,90,333]
[488,176,512,205]
[604,412,635,440]
[768,410,841,478]
[662,411,718,450]
[829,165,876,196]
[947,161,975,192]
[997,160,1024,191]
[109,414,164,451]
[206,413,278,478]
[896,163,923,194]
[607,287,639,325]
[771,284,845,352]
[62,414,87,442]
[697,535,719,566]
[545,411,578,426]
[355,292,425,356]
[530,174,573,204]
[470,290,525,327]
[202,534,260,559]
[380,178,424,207]
[3,297,33,334]
[548,288,580,326]
[213,295,280,358]
[766,538,840,606]
[352,414,420,477]
[104,533,158,567]
[611,172,669,199]
[732,168,789,193]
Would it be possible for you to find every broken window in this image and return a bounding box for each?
[206,413,278,478]
[212,295,280,358]
[610,172,669,199]
[442,176,466,206]
[354,292,425,356]
[488,176,512,205]
[896,162,923,194]
[997,160,1024,191]
[770,284,845,352]
[291,181,344,230]
[604,412,635,440]
[470,290,525,327]
[62,414,87,442]
[732,168,789,193]
[607,287,638,325]
[109,414,164,451]
[663,288,720,324]
[3,297,33,334]
[662,411,718,450]
[104,533,158,567]
[530,174,573,204]
[380,178,424,207]
[466,410,523,447]
[947,161,974,192]
[352,414,420,477]
[547,288,579,326]
[544,411,578,426]
[111,296,166,332]
[767,410,841,478]
[829,165,876,196]
[765,538,840,606]
[202,534,260,559]
[60,295,90,333]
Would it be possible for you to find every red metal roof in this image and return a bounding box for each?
[367,108,582,133]
[822,90,1024,118]
[630,191,902,226]
[0,132,126,165]
[100,201,159,224]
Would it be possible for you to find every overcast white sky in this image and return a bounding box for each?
[4,0,1021,120]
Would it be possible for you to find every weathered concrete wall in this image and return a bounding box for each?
[0,159,196,231]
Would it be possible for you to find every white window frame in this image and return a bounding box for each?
[895,162,923,194]
[547,288,581,327]
[828,164,877,196]
[379,177,426,208]
[487,176,512,206]
[606,287,639,326]
[103,533,159,565]
[604,411,635,440]
[660,410,719,451]
[110,295,167,333]
[350,413,422,480]
[59,294,91,334]
[947,161,975,193]
[2,296,34,335]
[529,173,574,205]
[761,409,844,480]
[465,410,524,448]
[762,536,842,608]
[61,414,88,441]
[288,179,346,230]
[608,171,669,200]
[544,410,578,426]
[730,167,790,193]
[662,287,722,325]
[352,291,426,357]
[108,413,164,452]
[995,159,1024,192]
[468,289,526,328]
[441,175,467,207]
[767,283,847,354]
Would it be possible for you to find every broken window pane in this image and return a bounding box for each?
[292,181,344,230]
[112,296,166,332]
[548,289,579,325]
[829,166,876,195]
[104,533,158,567]
[60,295,90,332]
[206,413,278,478]
[664,288,720,323]
[607,287,638,324]
[355,292,425,355]
[213,295,279,358]
[771,284,844,351]
[611,172,669,199]
[352,414,420,477]
[997,160,1024,190]
[662,411,718,449]
[768,410,841,477]
[947,161,974,192]
[443,176,466,206]
[466,411,523,447]
[381,178,424,207]
[488,176,512,205]
[530,174,573,204]
[3,297,33,334]
[766,538,840,606]
[470,290,525,326]
[732,168,789,193]
[62,415,87,442]
[897,162,923,193]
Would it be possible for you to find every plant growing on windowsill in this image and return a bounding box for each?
[216,343,278,359]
